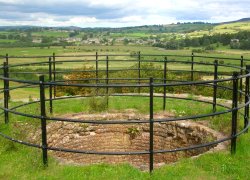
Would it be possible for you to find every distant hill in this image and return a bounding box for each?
[219,18,250,25]
[0,18,249,35]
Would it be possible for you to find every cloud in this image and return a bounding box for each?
[0,0,249,27]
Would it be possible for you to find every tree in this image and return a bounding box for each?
[191,38,200,47]
[203,39,210,46]
[0,34,7,39]
[240,39,250,50]
[111,38,115,45]
[69,30,79,37]
[41,36,52,43]
[123,38,129,45]
[82,34,88,40]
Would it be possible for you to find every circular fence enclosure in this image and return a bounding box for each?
[0,52,249,172]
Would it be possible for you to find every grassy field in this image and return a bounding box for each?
[0,45,249,101]
[188,22,250,38]
[0,45,248,100]
[215,22,250,32]
[110,32,150,38]
[0,95,249,179]
[1,45,250,56]
[32,31,69,38]
[1,45,250,70]
[0,39,17,43]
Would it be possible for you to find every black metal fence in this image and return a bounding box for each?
[0,52,249,172]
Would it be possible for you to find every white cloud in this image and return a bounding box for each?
[0,0,249,27]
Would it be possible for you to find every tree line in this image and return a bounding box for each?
[153,31,250,50]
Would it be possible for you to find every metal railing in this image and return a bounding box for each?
[0,52,249,172]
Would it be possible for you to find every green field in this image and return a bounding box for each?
[0,39,17,43]
[1,45,250,57]
[32,31,69,38]
[0,45,249,87]
[188,22,250,38]
[110,32,150,38]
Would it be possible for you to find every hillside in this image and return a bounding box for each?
[0,18,249,33]
[0,18,249,50]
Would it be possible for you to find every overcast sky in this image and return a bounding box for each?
[0,0,249,27]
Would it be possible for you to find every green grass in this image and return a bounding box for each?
[0,39,17,43]
[0,135,249,179]
[215,22,250,32]
[1,45,250,57]
[0,45,249,73]
[110,32,150,38]
[32,31,69,38]
[188,21,250,38]
[0,95,249,179]
[10,96,219,119]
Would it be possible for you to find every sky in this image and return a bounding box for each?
[0,0,249,27]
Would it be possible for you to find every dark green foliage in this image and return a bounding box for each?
[154,30,250,50]
[240,38,250,50]
[69,30,80,37]
[56,66,96,96]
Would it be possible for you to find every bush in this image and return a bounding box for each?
[219,60,224,65]
[205,45,215,50]
[56,66,96,96]
[192,48,205,53]
[88,96,108,112]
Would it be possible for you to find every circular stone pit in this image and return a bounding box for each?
[34,110,226,170]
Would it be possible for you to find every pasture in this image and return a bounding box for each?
[188,21,250,38]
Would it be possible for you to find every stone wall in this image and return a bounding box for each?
[30,112,226,170]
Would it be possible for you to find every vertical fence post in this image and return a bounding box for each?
[149,77,154,173]
[213,60,218,113]
[106,55,109,107]
[48,57,53,114]
[5,54,9,98]
[5,53,8,65]
[244,65,250,133]
[3,62,9,124]
[163,57,167,111]
[96,52,99,94]
[240,56,244,102]
[52,53,56,98]
[39,75,48,166]
[231,72,238,154]
[191,53,194,81]
[138,51,141,94]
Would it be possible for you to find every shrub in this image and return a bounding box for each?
[192,48,205,53]
[219,60,224,65]
[88,96,108,112]
[56,66,96,96]
[205,45,215,50]
[127,126,140,139]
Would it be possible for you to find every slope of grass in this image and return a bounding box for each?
[0,95,249,179]
[188,21,250,39]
